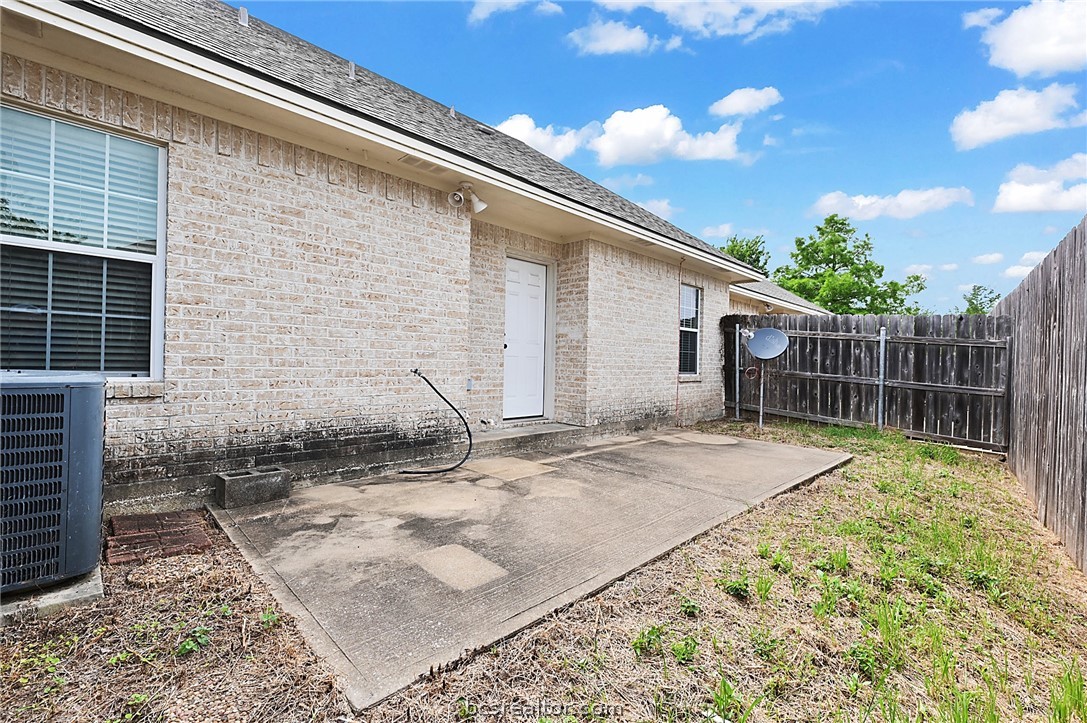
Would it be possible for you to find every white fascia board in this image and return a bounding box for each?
[13,0,759,282]
[731,285,827,315]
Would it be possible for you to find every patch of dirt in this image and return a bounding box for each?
[0,511,349,723]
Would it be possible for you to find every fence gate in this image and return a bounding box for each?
[721,314,1013,451]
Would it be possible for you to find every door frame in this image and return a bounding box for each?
[504,250,556,421]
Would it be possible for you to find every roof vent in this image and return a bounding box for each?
[348,61,356,80]
[398,154,447,175]
[238,6,249,26]
[476,125,496,136]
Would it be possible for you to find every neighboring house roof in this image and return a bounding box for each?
[732,279,827,314]
[75,0,759,274]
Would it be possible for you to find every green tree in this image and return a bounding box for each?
[956,284,1001,314]
[720,234,771,276]
[773,214,926,314]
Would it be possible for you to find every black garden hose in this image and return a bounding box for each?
[399,368,473,475]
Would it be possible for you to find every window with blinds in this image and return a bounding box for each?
[0,106,163,377]
[679,284,700,375]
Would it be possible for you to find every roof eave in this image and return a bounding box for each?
[731,285,827,315]
[13,0,761,283]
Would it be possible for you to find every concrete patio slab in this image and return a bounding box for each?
[212,428,849,710]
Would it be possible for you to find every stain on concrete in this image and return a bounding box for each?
[413,544,508,591]
[463,457,556,481]
[673,432,740,445]
[526,476,584,499]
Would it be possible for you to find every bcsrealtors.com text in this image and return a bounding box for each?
[458,698,624,719]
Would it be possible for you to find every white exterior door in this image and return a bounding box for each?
[504,257,547,419]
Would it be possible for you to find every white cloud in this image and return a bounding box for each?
[495,114,593,161]
[701,223,734,238]
[957,283,977,292]
[597,0,847,41]
[588,104,744,166]
[972,253,1004,265]
[710,87,783,116]
[965,0,1087,77]
[601,172,654,190]
[762,134,779,147]
[1043,225,1060,234]
[568,18,658,55]
[1002,265,1035,279]
[1019,251,1048,265]
[637,198,678,220]
[469,0,530,23]
[939,263,960,272]
[664,35,684,51]
[905,264,933,276]
[962,7,1004,29]
[950,83,1086,150]
[535,1,563,15]
[811,187,974,220]
[993,153,1087,212]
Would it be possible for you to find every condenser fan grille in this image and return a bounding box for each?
[1,391,67,590]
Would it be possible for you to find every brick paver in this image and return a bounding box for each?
[106,510,212,564]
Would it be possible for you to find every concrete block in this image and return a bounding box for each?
[215,465,292,509]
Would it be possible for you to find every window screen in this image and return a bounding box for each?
[1,106,161,376]
[679,284,700,374]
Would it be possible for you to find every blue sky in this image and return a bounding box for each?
[237,1,1086,312]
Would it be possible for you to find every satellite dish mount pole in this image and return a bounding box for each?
[741,327,789,432]
[759,359,766,429]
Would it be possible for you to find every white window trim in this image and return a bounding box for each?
[679,283,701,376]
[0,104,166,381]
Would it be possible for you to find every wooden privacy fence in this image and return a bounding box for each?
[993,217,1086,572]
[720,314,1013,451]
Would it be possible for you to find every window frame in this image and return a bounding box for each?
[0,103,167,380]
[679,283,701,376]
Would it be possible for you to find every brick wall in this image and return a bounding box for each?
[2,52,761,507]
[467,222,589,427]
[2,53,474,505]
[583,242,729,425]
[729,297,765,315]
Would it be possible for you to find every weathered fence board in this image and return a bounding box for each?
[993,217,1086,573]
[720,314,1012,451]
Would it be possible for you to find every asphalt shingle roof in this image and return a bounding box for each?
[733,279,826,313]
[77,0,759,272]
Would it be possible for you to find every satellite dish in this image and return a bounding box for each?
[745,328,789,360]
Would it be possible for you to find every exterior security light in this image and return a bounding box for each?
[451,182,488,214]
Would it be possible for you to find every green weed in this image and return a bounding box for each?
[750,627,781,662]
[259,608,280,629]
[678,596,701,617]
[670,635,698,664]
[770,549,793,574]
[710,678,763,723]
[715,571,751,599]
[754,572,775,603]
[1049,659,1087,722]
[631,625,665,658]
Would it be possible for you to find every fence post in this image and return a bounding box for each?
[878,326,887,429]
[734,323,741,420]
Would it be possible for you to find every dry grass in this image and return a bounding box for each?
[3,423,1085,722]
[0,514,350,723]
